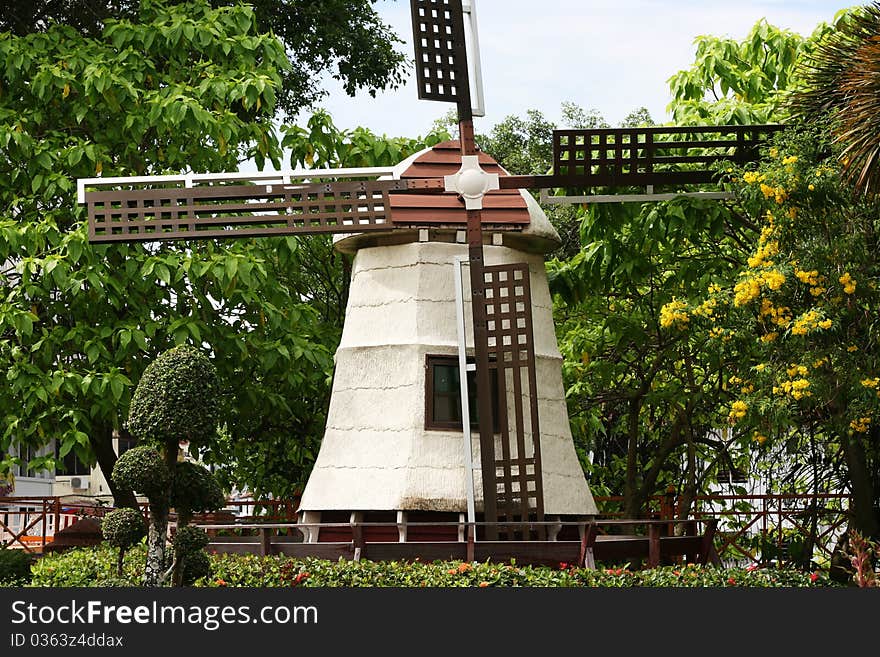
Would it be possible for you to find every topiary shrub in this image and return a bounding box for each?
[0,548,32,584]
[102,508,146,577]
[170,462,225,523]
[126,345,220,449]
[181,550,211,585]
[173,525,210,554]
[111,446,171,499]
[172,526,211,586]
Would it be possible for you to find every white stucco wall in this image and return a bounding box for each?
[299,239,596,516]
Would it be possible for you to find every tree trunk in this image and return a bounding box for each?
[623,398,641,518]
[117,547,125,578]
[842,433,880,540]
[142,439,179,587]
[90,423,139,510]
[676,438,697,536]
[143,503,168,587]
[624,410,685,519]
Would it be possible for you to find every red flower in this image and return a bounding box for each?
[215,578,227,587]
[727,577,736,585]
[559,562,569,570]
[478,581,490,588]
[810,572,819,583]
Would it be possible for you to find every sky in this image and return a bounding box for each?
[299,0,858,140]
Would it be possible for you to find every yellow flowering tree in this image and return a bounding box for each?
[665,124,880,543]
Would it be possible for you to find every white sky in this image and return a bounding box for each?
[302,0,858,139]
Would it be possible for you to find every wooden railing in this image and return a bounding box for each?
[1,492,851,567]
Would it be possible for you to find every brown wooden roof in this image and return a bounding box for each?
[389,140,530,227]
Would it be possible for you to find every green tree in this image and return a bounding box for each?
[667,17,837,126]
[1,0,407,119]
[0,0,335,507]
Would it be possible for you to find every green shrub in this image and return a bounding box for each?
[111,446,171,499]
[31,545,145,587]
[92,577,137,587]
[102,508,146,549]
[0,549,33,584]
[29,546,840,588]
[126,345,220,448]
[170,462,225,517]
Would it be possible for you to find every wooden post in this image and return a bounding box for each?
[260,527,271,557]
[648,523,660,568]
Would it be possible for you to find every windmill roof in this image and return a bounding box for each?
[334,140,560,254]
[389,140,530,226]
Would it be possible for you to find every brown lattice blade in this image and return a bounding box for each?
[84,179,444,243]
[496,124,783,190]
[483,262,545,539]
[410,0,471,116]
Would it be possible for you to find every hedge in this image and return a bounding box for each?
[26,546,837,588]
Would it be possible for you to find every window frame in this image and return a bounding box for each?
[424,354,500,432]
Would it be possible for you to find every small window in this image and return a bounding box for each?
[426,355,499,431]
[54,445,90,477]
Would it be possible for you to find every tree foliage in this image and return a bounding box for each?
[1,0,408,119]
[667,18,838,125]
[0,0,335,505]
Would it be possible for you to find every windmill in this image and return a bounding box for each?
[77,0,778,550]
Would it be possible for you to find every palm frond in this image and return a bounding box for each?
[790,2,880,197]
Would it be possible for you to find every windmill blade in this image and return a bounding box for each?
[80,174,445,243]
[411,0,473,119]
[495,124,784,197]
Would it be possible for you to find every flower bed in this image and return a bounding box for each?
[24,545,835,588]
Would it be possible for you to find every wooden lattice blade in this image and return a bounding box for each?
[410,0,472,118]
[501,124,784,192]
[83,178,444,243]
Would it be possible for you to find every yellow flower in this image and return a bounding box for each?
[659,299,690,330]
[818,319,833,329]
[861,378,880,389]
[809,286,826,297]
[850,417,871,433]
[743,171,759,184]
[839,272,856,294]
[755,363,767,372]
[808,184,815,191]
[728,400,748,422]
[761,332,778,343]
[782,155,798,165]
[847,345,859,353]
[769,147,779,158]
[752,432,768,444]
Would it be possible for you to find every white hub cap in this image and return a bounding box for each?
[444,155,500,210]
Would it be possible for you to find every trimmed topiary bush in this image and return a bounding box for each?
[0,548,32,584]
[102,508,147,577]
[102,508,146,548]
[172,525,211,586]
[111,446,171,499]
[181,550,211,585]
[172,526,210,554]
[126,345,220,448]
[170,462,225,522]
